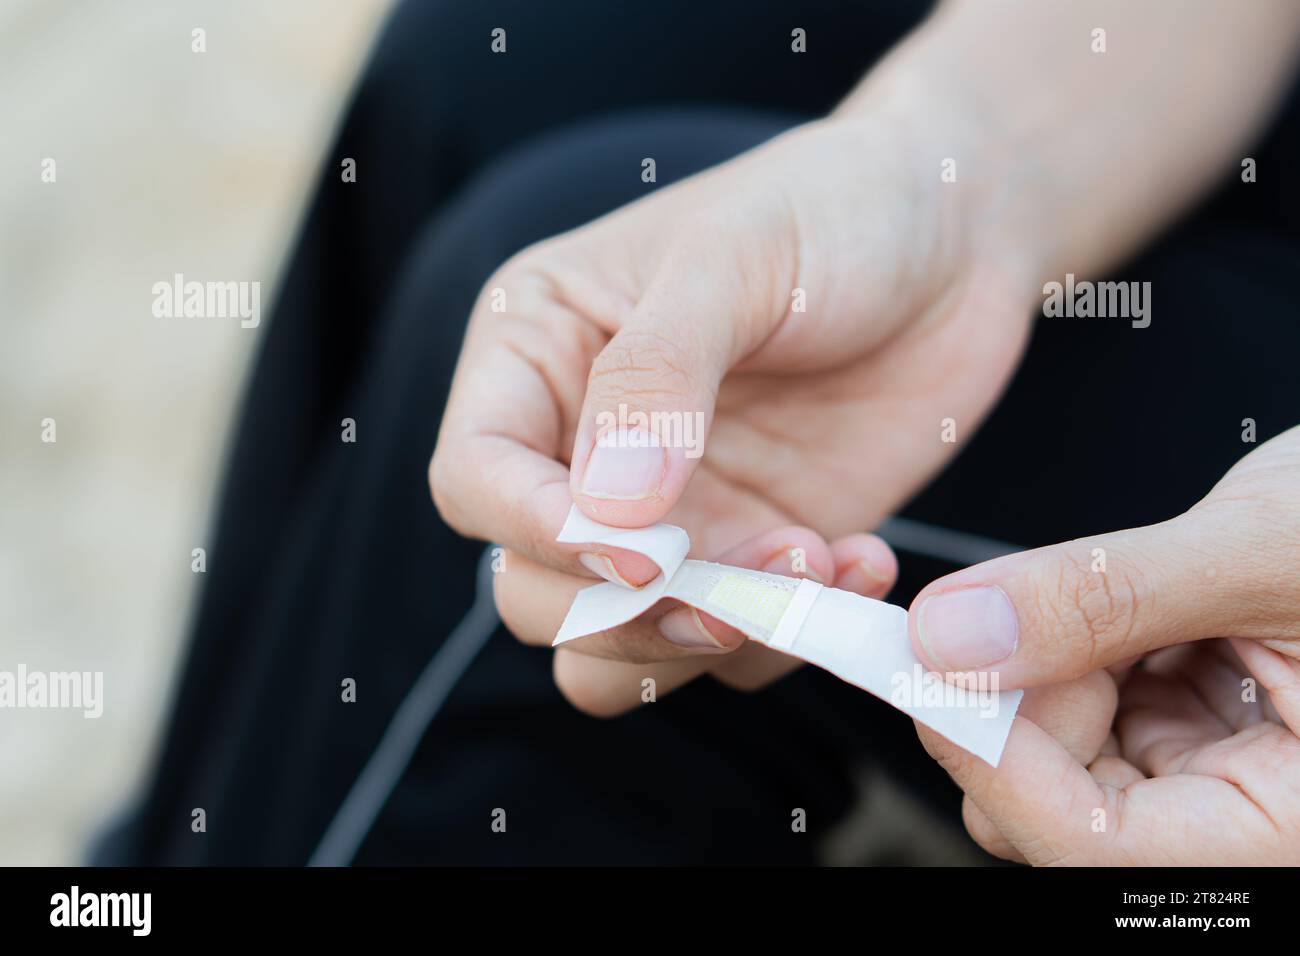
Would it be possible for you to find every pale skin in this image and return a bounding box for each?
[430,1,1300,860]
[923,637,1300,865]
[916,426,1300,864]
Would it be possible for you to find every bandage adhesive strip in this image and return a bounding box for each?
[553,506,1022,766]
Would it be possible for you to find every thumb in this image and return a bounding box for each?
[908,510,1252,689]
[570,236,781,528]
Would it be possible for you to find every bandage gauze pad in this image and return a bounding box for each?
[553,507,1022,766]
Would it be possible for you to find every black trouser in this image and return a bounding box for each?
[100,0,1300,865]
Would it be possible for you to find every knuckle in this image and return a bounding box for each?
[591,626,664,665]
[471,254,564,328]
[491,570,531,647]
[960,798,1004,855]
[427,452,474,539]
[552,653,630,719]
[928,739,974,782]
[1044,549,1145,666]
[588,328,699,405]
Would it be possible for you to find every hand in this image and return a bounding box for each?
[910,425,1300,864]
[919,638,1300,864]
[431,110,1035,713]
[907,425,1300,686]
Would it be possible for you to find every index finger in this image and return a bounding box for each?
[430,282,661,585]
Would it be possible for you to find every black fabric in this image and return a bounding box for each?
[102,0,1300,865]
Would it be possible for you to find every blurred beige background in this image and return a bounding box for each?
[0,0,389,865]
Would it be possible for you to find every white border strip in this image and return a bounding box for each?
[766,578,822,651]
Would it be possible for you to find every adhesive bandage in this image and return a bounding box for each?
[553,506,1022,766]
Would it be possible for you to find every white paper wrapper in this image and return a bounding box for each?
[554,506,1022,766]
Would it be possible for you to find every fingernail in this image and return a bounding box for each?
[854,558,890,585]
[578,552,636,588]
[657,607,723,650]
[580,429,666,500]
[761,548,825,583]
[917,586,1019,671]
[837,559,889,595]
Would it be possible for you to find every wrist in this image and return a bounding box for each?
[831,57,1051,312]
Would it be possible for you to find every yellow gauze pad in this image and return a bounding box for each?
[553,506,1021,766]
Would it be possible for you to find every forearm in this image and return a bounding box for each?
[838,0,1300,285]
